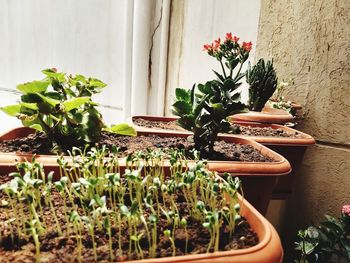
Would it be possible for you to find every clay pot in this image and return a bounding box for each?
[0,127,291,215]
[228,121,315,199]
[128,116,315,199]
[229,106,294,124]
[126,194,283,263]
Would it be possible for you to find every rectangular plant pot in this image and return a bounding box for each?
[129,115,314,200]
[129,115,316,201]
[0,127,291,215]
[125,194,283,263]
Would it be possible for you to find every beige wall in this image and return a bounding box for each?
[256,0,350,259]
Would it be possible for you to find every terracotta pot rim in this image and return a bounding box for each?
[0,127,291,178]
[128,115,315,146]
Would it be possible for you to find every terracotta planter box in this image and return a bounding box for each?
[128,116,315,199]
[0,127,291,215]
[229,106,294,124]
[125,195,283,263]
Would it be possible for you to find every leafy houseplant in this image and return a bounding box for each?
[295,205,350,263]
[246,58,278,112]
[0,68,136,151]
[172,33,250,157]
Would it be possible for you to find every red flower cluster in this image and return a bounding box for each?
[203,33,253,54]
[225,32,239,42]
[242,41,253,52]
[342,204,350,216]
[203,37,221,52]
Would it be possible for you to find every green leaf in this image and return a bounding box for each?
[213,70,225,82]
[0,105,21,116]
[104,123,137,137]
[35,92,60,107]
[223,78,235,91]
[42,69,66,82]
[89,78,107,88]
[29,124,43,132]
[120,205,130,216]
[63,97,90,112]
[172,101,192,115]
[17,80,50,94]
[175,88,190,102]
[20,103,38,110]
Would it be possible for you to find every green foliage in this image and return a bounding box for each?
[295,212,350,262]
[172,81,246,157]
[0,148,243,261]
[172,33,250,157]
[0,68,136,149]
[246,58,278,112]
[270,79,297,116]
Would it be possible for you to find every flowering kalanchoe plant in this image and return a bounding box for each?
[203,32,252,81]
[172,33,250,157]
[295,205,350,263]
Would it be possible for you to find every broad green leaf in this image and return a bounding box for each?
[35,92,60,107]
[104,124,137,137]
[29,124,43,132]
[63,97,90,112]
[175,88,190,102]
[0,105,21,116]
[42,69,66,82]
[89,78,107,88]
[223,78,235,91]
[17,80,50,94]
[172,101,192,115]
[20,103,38,110]
[21,93,41,103]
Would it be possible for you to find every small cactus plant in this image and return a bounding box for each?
[246,59,278,112]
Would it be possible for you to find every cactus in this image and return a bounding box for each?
[246,59,278,112]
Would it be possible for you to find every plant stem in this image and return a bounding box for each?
[219,60,227,78]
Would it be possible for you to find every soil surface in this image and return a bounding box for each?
[0,177,259,263]
[134,118,302,138]
[0,132,275,162]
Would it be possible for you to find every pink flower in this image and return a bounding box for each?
[242,41,253,52]
[226,33,240,43]
[213,38,221,50]
[342,205,350,216]
[203,44,212,51]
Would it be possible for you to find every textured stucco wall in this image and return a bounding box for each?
[256,0,350,259]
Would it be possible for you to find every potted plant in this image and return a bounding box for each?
[268,79,302,117]
[168,33,291,214]
[294,205,350,262]
[0,67,291,214]
[0,148,283,262]
[231,58,294,124]
[128,115,314,199]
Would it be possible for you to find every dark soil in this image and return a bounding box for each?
[0,132,275,162]
[134,118,186,131]
[0,177,259,263]
[134,118,302,138]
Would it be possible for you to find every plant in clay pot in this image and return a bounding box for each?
[0,148,283,262]
[294,205,350,263]
[232,58,294,124]
[269,78,298,116]
[246,58,278,112]
[172,33,250,158]
[0,68,136,153]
